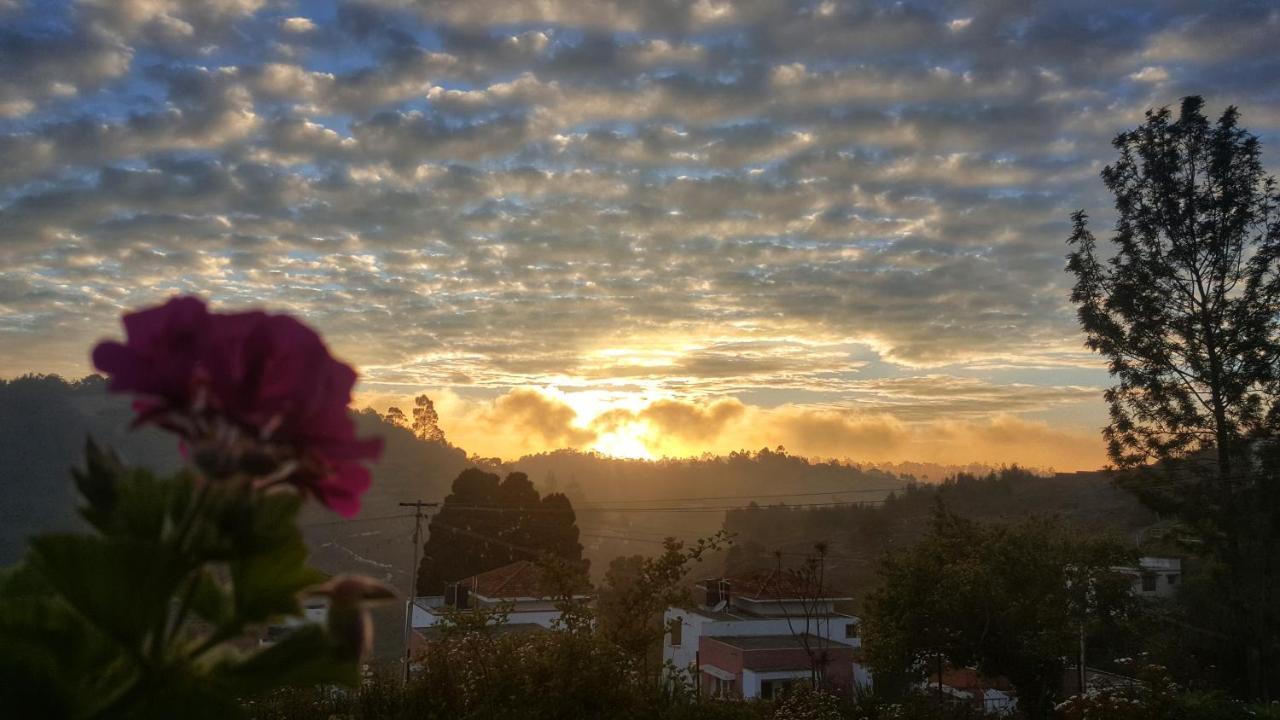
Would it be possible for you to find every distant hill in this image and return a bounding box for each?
[496,448,913,569]
[720,467,1158,608]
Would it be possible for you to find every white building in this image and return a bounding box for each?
[1116,556,1182,599]
[663,572,870,699]
[411,560,590,639]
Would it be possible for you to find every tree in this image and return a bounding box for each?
[768,544,838,689]
[594,533,730,682]
[415,468,585,595]
[1067,96,1280,698]
[1067,96,1280,476]
[411,394,447,444]
[382,406,408,429]
[862,505,1134,720]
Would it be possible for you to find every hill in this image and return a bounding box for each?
[719,467,1158,607]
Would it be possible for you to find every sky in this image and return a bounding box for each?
[1,0,1278,470]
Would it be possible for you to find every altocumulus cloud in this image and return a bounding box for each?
[1,0,1277,468]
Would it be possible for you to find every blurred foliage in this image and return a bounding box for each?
[0,441,361,719]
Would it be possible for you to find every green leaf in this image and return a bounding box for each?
[73,438,123,529]
[242,491,305,553]
[223,489,322,624]
[112,468,185,542]
[213,624,358,697]
[230,543,326,624]
[188,569,235,628]
[29,534,186,650]
[0,564,138,718]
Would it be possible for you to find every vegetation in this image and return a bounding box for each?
[595,533,731,682]
[414,468,585,595]
[861,505,1135,719]
[722,467,1153,606]
[0,298,390,718]
[1067,96,1280,700]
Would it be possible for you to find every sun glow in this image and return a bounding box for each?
[552,387,661,459]
[591,427,654,459]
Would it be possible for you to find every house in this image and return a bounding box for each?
[410,560,590,641]
[1116,556,1182,598]
[921,667,1017,716]
[663,571,870,699]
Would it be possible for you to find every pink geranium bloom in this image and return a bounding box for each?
[92,296,382,517]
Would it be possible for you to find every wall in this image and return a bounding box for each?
[413,605,565,630]
[663,608,711,677]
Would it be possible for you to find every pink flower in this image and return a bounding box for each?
[92,296,382,517]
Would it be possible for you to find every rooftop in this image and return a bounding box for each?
[708,634,859,652]
[928,667,1015,694]
[681,605,857,623]
[416,622,550,641]
[456,560,589,600]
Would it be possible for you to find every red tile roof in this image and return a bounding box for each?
[458,560,589,599]
[928,667,1016,694]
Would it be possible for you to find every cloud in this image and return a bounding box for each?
[0,22,132,118]
[280,17,316,34]
[360,384,1104,470]
[2,0,1277,469]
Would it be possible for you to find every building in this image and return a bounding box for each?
[411,560,590,641]
[921,667,1017,716]
[1116,556,1182,599]
[663,571,870,699]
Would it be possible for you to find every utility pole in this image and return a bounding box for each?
[1078,621,1087,696]
[398,500,438,686]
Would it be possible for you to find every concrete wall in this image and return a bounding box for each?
[698,636,858,699]
[662,606,863,688]
[413,604,565,630]
[663,608,711,676]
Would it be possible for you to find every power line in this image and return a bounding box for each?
[301,512,416,528]
[443,498,895,514]
[568,485,910,506]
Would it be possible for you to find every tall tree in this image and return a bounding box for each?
[415,468,584,595]
[1067,96,1280,699]
[1068,96,1280,474]
[411,394,447,444]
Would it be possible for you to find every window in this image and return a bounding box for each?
[844,621,860,639]
[1167,573,1179,586]
[668,618,682,646]
[1141,573,1157,592]
[761,679,794,700]
[716,676,733,698]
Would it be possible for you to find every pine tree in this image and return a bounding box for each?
[1067,96,1280,699]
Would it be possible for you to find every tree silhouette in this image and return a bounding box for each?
[411,394,447,444]
[415,468,584,595]
[383,406,408,429]
[1067,96,1280,699]
[1067,96,1280,475]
